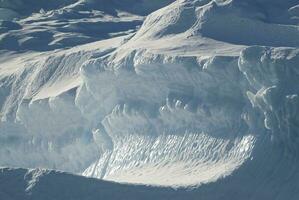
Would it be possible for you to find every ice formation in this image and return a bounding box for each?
[1,0,299,199]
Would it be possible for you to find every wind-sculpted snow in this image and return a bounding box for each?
[0,36,127,172]
[1,0,299,199]
[0,0,175,51]
[0,167,201,200]
[84,133,254,186]
[239,46,299,150]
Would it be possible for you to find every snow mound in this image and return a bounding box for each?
[0,0,174,51]
[0,0,299,198]
[116,0,299,58]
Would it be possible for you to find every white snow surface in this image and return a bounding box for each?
[1,0,299,199]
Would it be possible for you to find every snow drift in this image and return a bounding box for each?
[0,167,194,200]
[1,0,299,199]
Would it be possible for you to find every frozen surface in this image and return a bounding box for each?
[0,167,193,200]
[1,0,299,199]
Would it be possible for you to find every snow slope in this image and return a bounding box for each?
[0,0,174,51]
[0,167,191,200]
[1,0,299,199]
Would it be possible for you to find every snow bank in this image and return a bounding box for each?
[0,167,193,200]
[0,0,299,198]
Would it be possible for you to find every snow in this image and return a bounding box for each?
[0,0,299,199]
[84,133,254,186]
[0,167,192,200]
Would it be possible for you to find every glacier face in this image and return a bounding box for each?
[1,0,299,199]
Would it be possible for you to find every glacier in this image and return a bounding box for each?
[1,0,299,199]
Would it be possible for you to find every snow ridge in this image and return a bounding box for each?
[0,0,299,199]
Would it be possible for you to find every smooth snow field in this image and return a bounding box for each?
[1,0,299,199]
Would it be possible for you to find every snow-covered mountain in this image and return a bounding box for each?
[1,0,299,199]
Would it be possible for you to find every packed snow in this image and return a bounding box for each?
[0,0,299,199]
